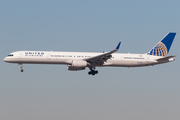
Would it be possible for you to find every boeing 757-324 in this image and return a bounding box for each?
[4,32,176,75]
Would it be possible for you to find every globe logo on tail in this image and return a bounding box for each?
[148,42,167,57]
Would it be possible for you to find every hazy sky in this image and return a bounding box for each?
[0,0,180,120]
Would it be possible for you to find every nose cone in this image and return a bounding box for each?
[3,57,8,62]
[3,57,11,63]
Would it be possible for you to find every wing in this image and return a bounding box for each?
[85,42,121,65]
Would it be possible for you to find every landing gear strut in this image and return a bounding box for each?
[19,63,24,72]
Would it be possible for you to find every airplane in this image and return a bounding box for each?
[4,32,176,76]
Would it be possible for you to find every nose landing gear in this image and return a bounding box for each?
[19,63,24,72]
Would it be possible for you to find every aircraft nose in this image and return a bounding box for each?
[3,57,8,62]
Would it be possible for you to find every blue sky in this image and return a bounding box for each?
[0,0,180,120]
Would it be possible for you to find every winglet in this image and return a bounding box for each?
[116,42,121,50]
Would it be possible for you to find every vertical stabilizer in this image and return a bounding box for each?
[147,32,176,56]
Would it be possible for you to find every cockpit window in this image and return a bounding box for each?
[8,54,14,57]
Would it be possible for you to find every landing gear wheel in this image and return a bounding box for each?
[88,71,92,75]
[88,70,98,76]
[21,69,24,72]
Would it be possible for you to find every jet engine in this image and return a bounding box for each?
[67,60,87,71]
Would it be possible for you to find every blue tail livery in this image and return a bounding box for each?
[147,32,176,56]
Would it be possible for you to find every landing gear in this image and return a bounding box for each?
[88,64,98,76]
[88,70,98,76]
[19,63,24,72]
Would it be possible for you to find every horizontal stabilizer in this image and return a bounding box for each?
[156,55,176,61]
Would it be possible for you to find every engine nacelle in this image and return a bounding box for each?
[68,65,85,71]
[67,60,87,71]
[72,60,87,67]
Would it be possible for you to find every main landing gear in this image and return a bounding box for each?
[88,65,98,76]
[88,70,98,76]
[19,63,24,72]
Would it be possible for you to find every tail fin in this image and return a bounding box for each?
[147,32,176,56]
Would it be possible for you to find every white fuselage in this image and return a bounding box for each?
[3,33,176,75]
[3,51,173,67]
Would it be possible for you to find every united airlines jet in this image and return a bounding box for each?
[4,32,176,75]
